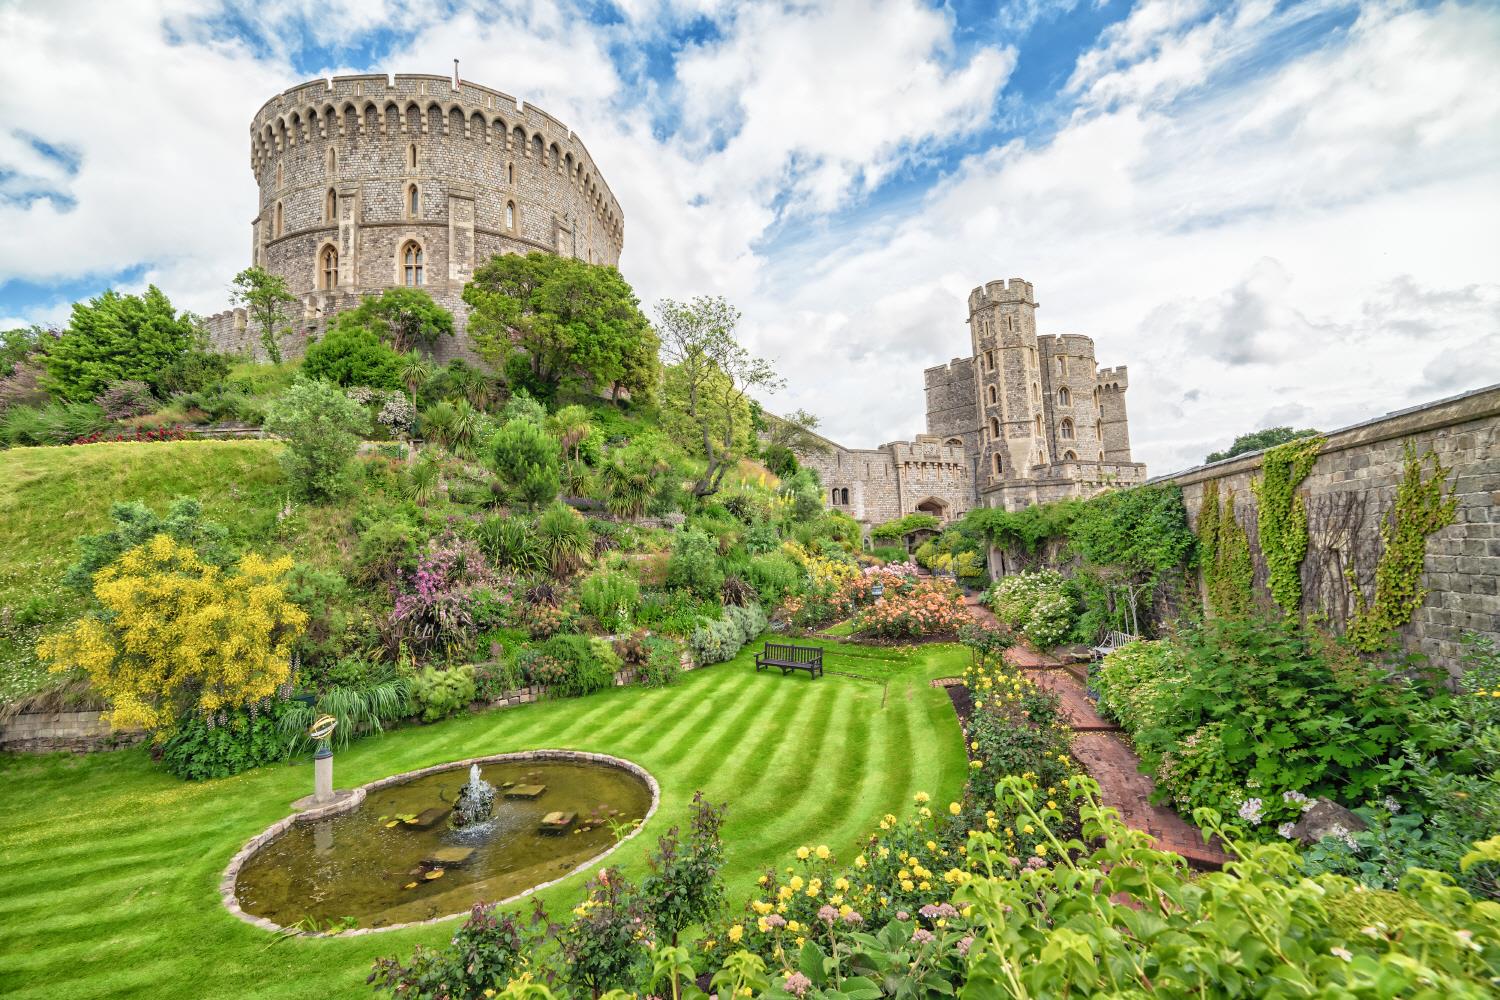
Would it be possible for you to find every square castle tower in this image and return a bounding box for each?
[797,277,1146,527]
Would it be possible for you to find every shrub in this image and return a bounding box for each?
[301,323,403,389]
[667,527,724,599]
[579,569,641,632]
[158,700,295,781]
[689,605,763,665]
[64,496,229,591]
[744,552,801,605]
[37,535,307,735]
[538,634,617,696]
[44,286,197,400]
[490,417,561,508]
[93,380,157,419]
[384,531,492,659]
[853,577,969,639]
[985,570,1076,649]
[537,502,591,578]
[410,665,476,722]
[1,401,112,446]
[264,378,370,500]
[353,517,421,588]
[156,349,231,396]
[1093,639,1187,732]
[281,562,353,666]
[472,513,544,573]
[638,636,683,688]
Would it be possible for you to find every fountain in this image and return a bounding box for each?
[450,764,497,829]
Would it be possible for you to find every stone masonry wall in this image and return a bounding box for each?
[1154,383,1500,676]
[205,73,623,362]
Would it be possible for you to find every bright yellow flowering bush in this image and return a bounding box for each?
[37,534,307,735]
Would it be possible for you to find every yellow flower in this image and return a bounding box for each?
[789,876,805,892]
[900,879,915,892]
[797,846,811,860]
[1022,824,1033,835]
[753,900,774,915]
[815,845,830,860]
[949,802,962,816]
[834,877,850,892]
[787,920,800,933]
[914,791,930,804]
[926,840,938,852]
[757,917,770,933]
[1046,800,1057,810]
[1035,844,1048,856]
[854,855,868,869]
[728,924,744,943]
[778,886,794,901]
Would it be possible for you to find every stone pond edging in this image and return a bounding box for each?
[219,749,661,937]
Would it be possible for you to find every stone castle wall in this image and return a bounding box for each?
[1155,384,1500,675]
[205,73,622,362]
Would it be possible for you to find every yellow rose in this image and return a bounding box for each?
[796,846,810,860]
[949,802,962,816]
[728,924,744,943]
[815,845,830,860]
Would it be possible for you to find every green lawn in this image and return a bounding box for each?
[0,639,968,1000]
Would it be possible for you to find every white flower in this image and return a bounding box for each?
[1237,797,1264,824]
[1277,822,1296,839]
[1383,796,1401,814]
[1330,947,1352,962]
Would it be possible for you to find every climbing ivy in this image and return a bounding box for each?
[1345,440,1458,652]
[1252,435,1324,616]
[1198,479,1254,618]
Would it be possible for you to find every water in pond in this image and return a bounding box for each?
[235,759,652,928]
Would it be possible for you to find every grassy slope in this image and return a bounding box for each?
[0,441,294,703]
[0,640,967,1000]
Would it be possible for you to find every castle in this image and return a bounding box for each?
[796,278,1146,528]
[204,72,623,362]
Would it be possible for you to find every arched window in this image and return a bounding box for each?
[407,143,418,170]
[407,184,420,218]
[507,162,514,184]
[984,350,994,371]
[325,188,337,222]
[1061,418,1075,439]
[1032,382,1039,402]
[1034,414,1042,435]
[326,147,337,175]
[506,201,516,230]
[274,201,284,236]
[531,134,543,160]
[401,241,423,286]
[993,453,1002,475]
[830,489,838,504]
[1058,386,1070,407]
[1063,450,1078,461]
[840,488,850,505]
[320,245,338,289]
[989,416,1000,439]
[1057,356,1067,376]
[944,437,962,447]
[275,161,283,187]
[987,385,997,405]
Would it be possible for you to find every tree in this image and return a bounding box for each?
[230,267,298,364]
[37,535,307,735]
[547,404,593,464]
[64,497,229,591]
[332,288,455,354]
[463,252,658,400]
[398,352,433,427]
[656,296,784,495]
[1,325,46,378]
[1206,425,1320,464]
[264,379,369,500]
[43,286,197,401]
[763,407,829,456]
[490,417,561,508]
[301,322,404,389]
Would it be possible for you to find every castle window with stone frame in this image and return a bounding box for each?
[276,160,283,188]
[406,184,420,219]
[274,201,284,237]
[320,245,338,289]
[984,350,994,371]
[326,147,337,176]
[1034,414,1042,435]
[1061,418,1075,439]
[1058,386,1070,407]
[506,200,516,230]
[325,188,337,222]
[989,416,1000,439]
[1032,382,1040,402]
[508,162,514,184]
[407,143,418,170]
[401,241,424,286]
[987,385,997,405]
[1063,450,1078,461]
[1057,356,1067,376]
[993,453,1002,475]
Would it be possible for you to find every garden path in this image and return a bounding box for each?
[961,593,1227,869]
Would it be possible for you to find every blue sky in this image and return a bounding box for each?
[1,0,1497,473]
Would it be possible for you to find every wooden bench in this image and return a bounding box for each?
[755,642,824,679]
[1089,630,1139,660]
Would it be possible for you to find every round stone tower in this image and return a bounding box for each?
[208,72,624,361]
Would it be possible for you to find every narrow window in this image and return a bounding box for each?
[407,143,418,170]
[402,241,423,286]
[407,184,419,218]
[830,489,838,504]
[985,350,994,371]
[325,188,337,222]
[274,201,284,236]
[506,201,515,230]
[276,161,283,187]
[993,454,1002,475]
[320,246,338,289]
[987,385,997,405]
[1061,418,1075,439]
[1032,382,1039,402]
[326,147,336,175]
[1034,414,1042,435]
[508,162,514,184]
[841,488,850,505]
[1058,386,1070,407]
[1057,356,1067,376]
[989,417,1000,439]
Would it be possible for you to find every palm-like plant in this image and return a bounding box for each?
[403,453,442,505]
[537,502,592,578]
[449,398,482,458]
[399,352,433,456]
[547,404,593,463]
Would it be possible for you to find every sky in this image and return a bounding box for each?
[1,0,1497,475]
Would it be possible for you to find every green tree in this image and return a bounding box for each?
[301,322,403,388]
[43,287,197,401]
[656,295,783,495]
[763,407,829,458]
[264,379,369,500]
[64,497,230,592]
[1,325,46,377]
[490,417,561,508]
[547,404,593,463]
[1206,425,1320,464]
[331,288,454,354]
[463,252,658,400]
[230,266,298,364]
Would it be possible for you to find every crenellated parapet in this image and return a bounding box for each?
[967,277,1035,312]
[1097,366,1129,390]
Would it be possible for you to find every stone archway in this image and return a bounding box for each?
[914,496,949,520]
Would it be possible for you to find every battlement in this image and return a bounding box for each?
[1038,333,1097,357]
[1097,366,1129,390]
[249,73,622,238]
[968,277,1035,310]
[924,357,974,388]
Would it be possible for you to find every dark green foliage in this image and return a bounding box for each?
[762,442,798,477]
[353,517,421,587]
[465,252,659,400]
[489,417,560,508]
[535,634,618,696]
[0,325,44,377]
[263,379,369,500]
[637,635,683,688]
[640,792,727,946]
[65,497,229,591]
[158,701,294,781]
[301,323,404,389]
[281,562,353,665]
[579,569,641,631]
[43,286,198,401]
[536,503,591,577]
[1065,484,1196,638]
[1207,425,1321,464]
[777,467,825,522]
[332,288,455,354]
[369,903,529,999]
[667,527,724,598]
[156,349,231,396]
[277,678,411,754]
[870,512,940,541]
[231,267,297,364]
[472,514,544,573]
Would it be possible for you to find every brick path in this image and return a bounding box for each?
[962,595,1226,869]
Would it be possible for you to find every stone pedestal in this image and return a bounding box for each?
[314,748,334,804]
